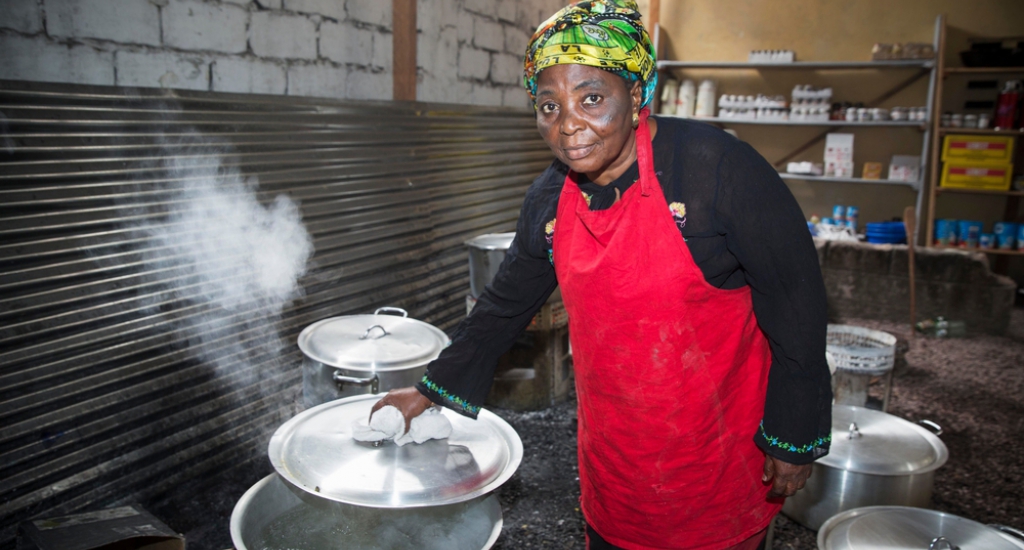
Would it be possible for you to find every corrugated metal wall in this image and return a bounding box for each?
[0,80,551,546]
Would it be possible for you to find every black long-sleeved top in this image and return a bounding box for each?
[417,116,832,465]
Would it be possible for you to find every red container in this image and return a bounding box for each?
[994,80,1022,129]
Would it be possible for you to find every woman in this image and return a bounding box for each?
[374,1,832,548]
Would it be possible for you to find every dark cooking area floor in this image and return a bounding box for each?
[148,309,1024,550]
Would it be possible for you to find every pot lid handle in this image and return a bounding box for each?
[374,307,408,318]
[929,537,960,550]
[360,325,389,340]
[847,422,861,439]
[918,419,943,436]
[990,525,1024,543]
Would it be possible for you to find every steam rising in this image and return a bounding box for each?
[125,133,313,389]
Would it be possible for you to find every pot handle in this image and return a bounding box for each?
[374,307,408,318]
[360,325,389,340]
[990,524,1024,542]
[918,419,943,436]
[333,371,380,394]
[928,537,960,550]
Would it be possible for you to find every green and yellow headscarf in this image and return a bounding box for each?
[523,0,657,109]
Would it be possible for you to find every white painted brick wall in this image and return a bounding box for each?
[288,62,347,96]
[467,83,502,106]
[320,21,372,65]
[163,0,248,54]
[46,0,160,45]
[116,50,210,90]
[504,26,531,56]
[417,26,457,80]
[346,68,390,100]
[490,52,521,86]
[457,45,490,81]
[372,32,392,71]
[1,0,43,34]
[0,0,567,107]
[503,86,531,109]
[212,57,287,94]
[346,0,390,28]
[0,33,115,85]
[472,16,504,52]
[462,0,496,18]
[496,2,516,24]
[285,0,345,21]
[250,12,318,59]
[455,10,474,46]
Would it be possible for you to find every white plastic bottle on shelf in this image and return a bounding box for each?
[676,79,696,118]
[695,80,717,118]
[659,79,679,115]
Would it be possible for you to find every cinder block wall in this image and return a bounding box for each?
[0,0,565,107]
[817,239,1017,335]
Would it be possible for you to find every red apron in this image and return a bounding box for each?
[552,109,781,549]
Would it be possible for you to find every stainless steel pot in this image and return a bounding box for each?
[782,405,948,530]
[818,506,1024,550]
[299,307,450,408]
[230,474,503,550]
[466,233,515,298]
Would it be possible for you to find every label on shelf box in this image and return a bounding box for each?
[940,161,1013,191]
[941,135,1015,163]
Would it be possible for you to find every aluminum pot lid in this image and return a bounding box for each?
[818,506,1024,550]
[298,308,449,372]
[268,394,523,508]
[464,233,515,251]
[821,405,948,475]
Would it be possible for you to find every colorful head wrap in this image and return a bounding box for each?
[523,0,657,109]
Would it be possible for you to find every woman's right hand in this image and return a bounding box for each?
[370,387,434,434]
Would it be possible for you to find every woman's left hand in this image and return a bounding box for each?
[762,456,813,498]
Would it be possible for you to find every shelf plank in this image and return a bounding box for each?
[779,173,920,187]
[682,116,927,129]
[943,66,1024,74]
[937,127,1024,136]
[931,245,1024,256]
[937,187,1024,196]
[657,60,934,70]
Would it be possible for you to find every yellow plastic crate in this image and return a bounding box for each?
[941,134,1015,163]
[940,161,1013,191]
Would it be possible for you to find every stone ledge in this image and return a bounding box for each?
[815,238,1016,335]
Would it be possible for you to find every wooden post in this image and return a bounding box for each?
[392,0,417,102]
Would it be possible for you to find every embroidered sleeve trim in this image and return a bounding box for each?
[759,421,831,454]
[420,375,481,415]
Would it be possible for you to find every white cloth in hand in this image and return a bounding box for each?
[352,405,452,446]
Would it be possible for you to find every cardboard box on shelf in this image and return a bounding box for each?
[889,155,922,182]
[17,506,185,550]
[940,161,1014,191]
[941,134,1016,164]
[824,133,854,178]
[862,162,883,180]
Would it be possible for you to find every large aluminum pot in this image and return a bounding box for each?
[783,405,948,530]
[231,474,503,550]
[466,233,515,298]
[299,307,450,408]
[818,506,1024,550]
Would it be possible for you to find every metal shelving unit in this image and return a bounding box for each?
[652,17,942,238]
[657,60,935,70]
[671,116,927,129]
[924,18,1024,254]
[779,173,921,187]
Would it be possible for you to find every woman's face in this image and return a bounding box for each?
[534,64,642,186]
